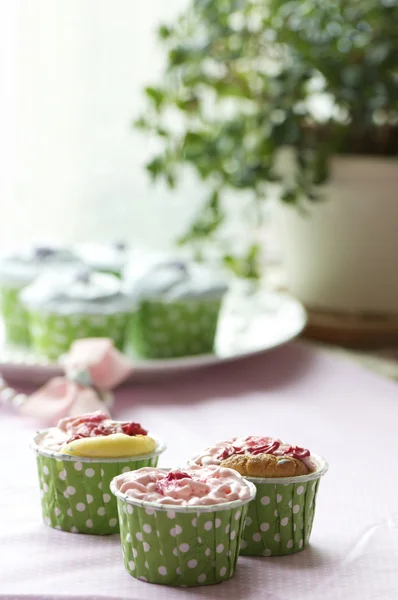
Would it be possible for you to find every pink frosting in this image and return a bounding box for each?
[114,465,253,506]
[192,436,316,471]
[39,411,148,451]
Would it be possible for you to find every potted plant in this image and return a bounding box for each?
[135,0,398,316]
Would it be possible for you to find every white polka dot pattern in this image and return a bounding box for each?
[239,478,322,556]
[35,452,160,535]
[118,494,250,586]
[128,297,222,360]
[170,525,182,537]
[28,310,128,361]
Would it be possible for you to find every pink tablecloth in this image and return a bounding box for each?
[1,343,398,600]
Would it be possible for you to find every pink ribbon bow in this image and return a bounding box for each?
[19,339,134,427]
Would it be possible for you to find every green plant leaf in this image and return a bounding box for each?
[144,86,165,110]
[134,0,398,281]
[158,24,172,40]
[223,243,262,279]
[281,189,299,205]
[145,156,164,180]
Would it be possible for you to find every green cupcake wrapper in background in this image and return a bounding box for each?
[27,310,129,360]
[97,268,122,279]
[32,436,166,535]
[127,297,222,359]
[0,284,30,346]
[240,457,328,556]
[112,481,256,587]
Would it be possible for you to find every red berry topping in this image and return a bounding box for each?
[65,414,148,444]
[215,437,310,462]
[248,440,281,456]
[156,470,192,495]
[121,422,148,436]
[163,471,192,483]
[285,446,310,459]
[218,447,234,460]
[217,445,245,460]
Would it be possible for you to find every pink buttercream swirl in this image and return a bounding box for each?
[114,465,253,506]
[192,436,314,470]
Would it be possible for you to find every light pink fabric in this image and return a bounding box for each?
[64,338,133,389]
[19,338,133,425]
[1,342,398,599]
[20,378,108,427]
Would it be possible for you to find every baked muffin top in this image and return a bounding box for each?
[192,436,316,478]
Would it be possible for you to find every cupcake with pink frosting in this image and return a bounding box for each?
[111,465,256,587]
[191,436,328,557]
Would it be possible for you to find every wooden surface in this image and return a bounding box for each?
[266,263,398,380]
[303,307,398,347]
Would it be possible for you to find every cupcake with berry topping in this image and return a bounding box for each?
[21,268,133,360]
[0,244,81,346]
[191,436,328,556]
[111,465,256,587]
[124,257,228,359]
[31,411,166,534]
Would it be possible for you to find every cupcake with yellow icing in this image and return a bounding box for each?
[31,411,166,535]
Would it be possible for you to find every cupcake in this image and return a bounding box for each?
[111,465,256,587]
[0,244,81,345]
[76,241,128,278]
[124,259,228,359]
[31,411,166,534]
[191,436,328,556]
[21,269,133,360]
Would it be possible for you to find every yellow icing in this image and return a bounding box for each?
[61,433,156,458]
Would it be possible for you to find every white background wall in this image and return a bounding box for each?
[0,0,208,250]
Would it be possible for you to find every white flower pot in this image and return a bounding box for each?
[274,156,398,315]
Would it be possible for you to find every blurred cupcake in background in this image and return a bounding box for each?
[124,258,228,359]
[0,244,81,346]
[76,241,129,278]
[21,268,133,360]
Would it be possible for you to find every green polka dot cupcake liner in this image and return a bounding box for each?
[27,310,129,361]
[31,433,166,535]
[111,479,256,587]
[127,297,222,359]
[240,455,328,556]
[0,284,30,346]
